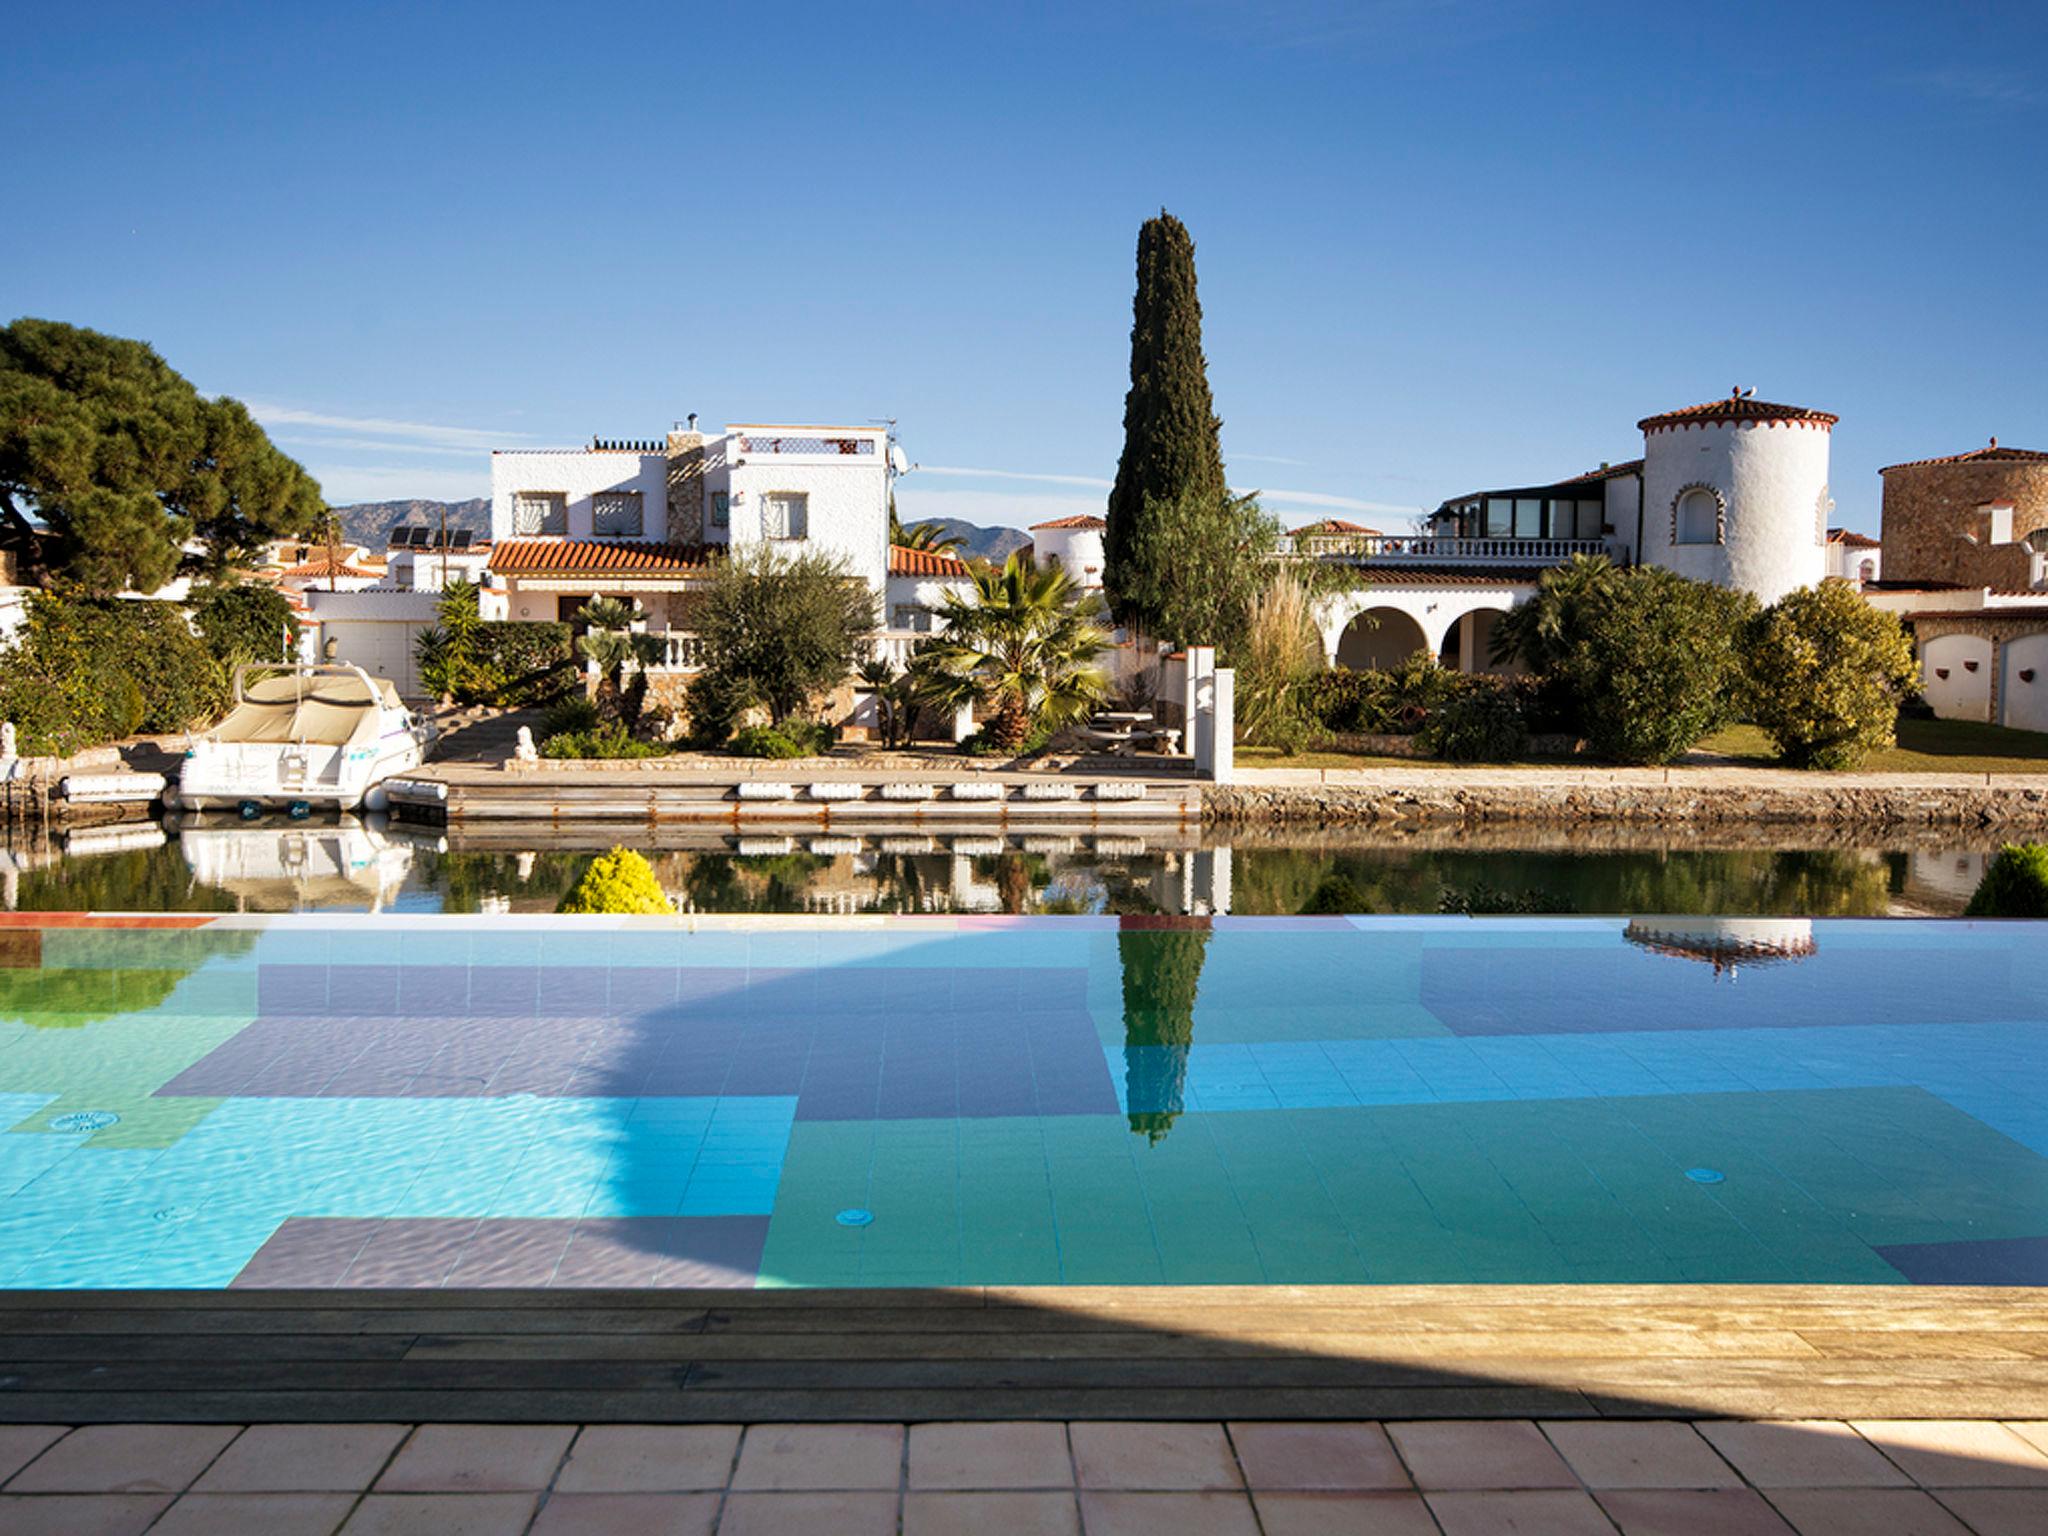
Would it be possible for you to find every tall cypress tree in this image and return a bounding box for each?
[1103,212,1227,626]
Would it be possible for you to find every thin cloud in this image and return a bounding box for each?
[910,463,1421,519]
[271,434,486,460]
[1245,486,1426,517]
[249,404,529,451]
[1914,66,2041,107]
[307,464,492,505]
[1230,453,1311,467]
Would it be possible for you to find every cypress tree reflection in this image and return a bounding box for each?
[1118,915,1211,1143]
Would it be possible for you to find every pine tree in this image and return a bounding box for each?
[1104,212,1228,626]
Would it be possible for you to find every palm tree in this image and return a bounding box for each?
[918,554,1110,750]
[1489,552,1616,670]
[855,655,906,747]
[576,596,664,721]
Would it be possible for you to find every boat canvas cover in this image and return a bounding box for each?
[210,673,401,750]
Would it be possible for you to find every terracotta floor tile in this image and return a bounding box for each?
[716,1490,902,1535]
[1596,1488,1796,1535]
[195,1424,410,1492]
[3,1424,241,1494]
[1253,1489,1443,1534]
[553,1426,741,1492]
[1540,1422,1740,1490]
[1077,1490,1262,1536]
[1426,1489,1618,1535]
[1765,1488,1976,1536]
[338,1493,540,1535]
[1695,1422,1911,1489]
[910,1421,1073,1489]
[0,1494,174,1536]
[1387,1422,1577,1491]
[906,1489,1081,1535]
[527,1491,721,1535]
[0,1426,68,1486]
[1229,1422,1410,1491]
[729,1424,905,1490]
[149,1491,360,1535]
[1071,1422,1243,1491]
[1848,1420,2048,1487]
[1930,1489,2048,1536]
[375,1425,573,1493]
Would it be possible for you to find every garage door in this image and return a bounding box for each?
[321,619,426,698]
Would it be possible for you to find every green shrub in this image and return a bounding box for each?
[539,693,602,738]
[1552,568,1754,764]
[1419,683,1531,762]
[191,583,299,666]
[477,621,575,705]
[539,723,670,760]
[1963,844,2048,917]
[1744,581,1919,770]
[1304,651,1466,734]
[0,592,224,755]
[556,847,675,915]
[1298,874,1368,914]
[729,725,804,759]
[958,720,1054,756]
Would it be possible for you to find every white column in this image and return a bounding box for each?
[951,701,977,743]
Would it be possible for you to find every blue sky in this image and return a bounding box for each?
[4,1,2042,534]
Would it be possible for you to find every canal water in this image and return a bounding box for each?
[0,816,2000,917]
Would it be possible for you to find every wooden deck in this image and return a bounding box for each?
[5,1285,2046,1424]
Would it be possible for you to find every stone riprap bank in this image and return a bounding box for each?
[1206,768,2048,829]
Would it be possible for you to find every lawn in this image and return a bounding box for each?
[1238,717,2048,775]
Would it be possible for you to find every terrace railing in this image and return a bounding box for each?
[1277,534,1606,565]
[735,434,876,456]
[638,628,929,675]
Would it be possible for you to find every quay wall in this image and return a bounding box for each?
[1206,771,2048,829]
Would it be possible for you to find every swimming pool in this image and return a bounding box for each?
[2,911,2046,1289]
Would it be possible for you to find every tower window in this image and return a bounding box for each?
[1674,486,1723,546]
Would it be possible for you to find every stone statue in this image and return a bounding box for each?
[512,725,539,764]
[0,722,14,761]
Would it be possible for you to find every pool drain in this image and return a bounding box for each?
[50,1111,119,1133]
[836,1208,874,1228]
[1685,1167,1726,1185]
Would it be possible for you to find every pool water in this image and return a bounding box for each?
[3,912,2046,1289]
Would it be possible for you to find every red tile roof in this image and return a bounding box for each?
[1549,459,1644,486]
[489,539,713,576]
[1880,440,2048,473]
[1289,518,1383,537]
[1826,528,1881,548]
[1638,394,1837,432]
[1028,515,1107,531]
[280,558,375,580]
[889,544,971,578]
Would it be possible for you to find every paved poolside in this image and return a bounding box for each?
[3,1417,2047,1534]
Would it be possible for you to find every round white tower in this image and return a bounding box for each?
[1029,515,1107,590]
[1637,391,1834,604]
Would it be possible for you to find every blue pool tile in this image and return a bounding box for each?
[1878,1234,2048,1285]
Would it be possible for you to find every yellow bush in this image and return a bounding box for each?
[555,847,675,915]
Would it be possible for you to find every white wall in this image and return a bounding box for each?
[1601,473,1642,566]
[490,450,668,544]
[1824,542,1882,582]
[724,428,891,598]
[1640,420,1830,603]
[2000,633,2048,733]
[1921,632,1993,723]
[1032,526,1106,588]
[884,572,972,631]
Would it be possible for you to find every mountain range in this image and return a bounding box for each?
[331,500,1033,563]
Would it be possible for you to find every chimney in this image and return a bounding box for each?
[666,422,709,543]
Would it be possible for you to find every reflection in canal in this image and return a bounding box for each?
[0,816,2003,918]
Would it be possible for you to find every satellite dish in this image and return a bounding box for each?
[889,444,910,476]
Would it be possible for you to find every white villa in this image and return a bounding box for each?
[1029,515,1107,590]
[1296,390,1841,672]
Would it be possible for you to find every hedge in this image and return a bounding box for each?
[0,592,224,756]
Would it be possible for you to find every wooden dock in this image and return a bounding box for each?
[4,1285,2044,1424]
[393,765,1201,829]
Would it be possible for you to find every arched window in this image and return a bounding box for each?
[1674,487,1722,546]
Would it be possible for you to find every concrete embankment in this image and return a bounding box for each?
[1208,767,2048,829]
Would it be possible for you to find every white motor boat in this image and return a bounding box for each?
[172,664,434,815]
